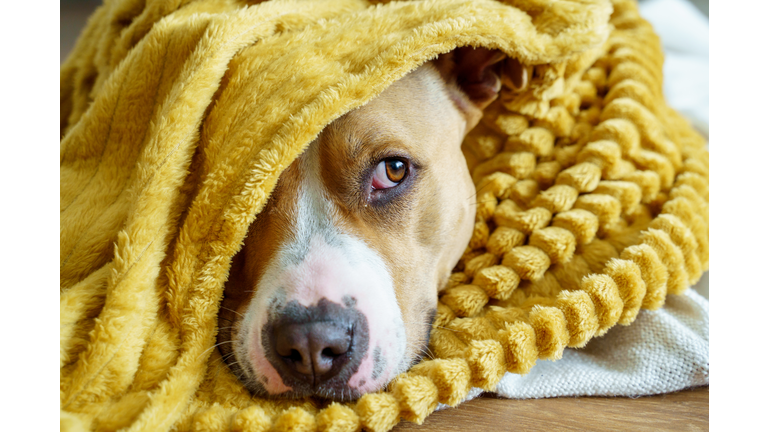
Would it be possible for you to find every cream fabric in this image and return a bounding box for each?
[441,288,708,406]
[492,289,708,398]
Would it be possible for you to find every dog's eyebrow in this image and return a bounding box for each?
[345,131,384,162]
[345,132,368,161]
[345,128,412,159]
[333,117,423,169]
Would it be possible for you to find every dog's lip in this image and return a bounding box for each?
[278,385,366,402]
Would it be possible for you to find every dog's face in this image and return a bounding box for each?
[218,49,522,400]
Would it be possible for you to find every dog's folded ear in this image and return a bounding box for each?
[433,47,529,130]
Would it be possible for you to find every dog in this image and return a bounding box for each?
[217,47,529,401]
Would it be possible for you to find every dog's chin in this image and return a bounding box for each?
[245,382,368,402]
[228,348,426,402]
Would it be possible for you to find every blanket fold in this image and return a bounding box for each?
[60,0,708,431]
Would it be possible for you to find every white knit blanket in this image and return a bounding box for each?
[443,288,709,407]
[493,289,709,398]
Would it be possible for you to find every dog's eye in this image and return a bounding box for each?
[372,158,407,190]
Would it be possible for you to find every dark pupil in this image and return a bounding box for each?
[385,159,406,182]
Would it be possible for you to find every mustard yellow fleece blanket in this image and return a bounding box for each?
[60,0,709,431]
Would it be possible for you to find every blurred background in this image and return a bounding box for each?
[61,0,102,64]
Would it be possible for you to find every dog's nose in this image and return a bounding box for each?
[274,322,351,378]
[266,298,368,389]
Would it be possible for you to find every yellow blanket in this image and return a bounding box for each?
[60,0,708,430]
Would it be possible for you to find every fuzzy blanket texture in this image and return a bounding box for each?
[60,0,709,431]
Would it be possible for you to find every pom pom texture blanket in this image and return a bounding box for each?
[60,0,709,431]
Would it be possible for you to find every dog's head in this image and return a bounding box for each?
[218,48,527,400]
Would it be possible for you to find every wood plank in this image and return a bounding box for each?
[393,386,708,432]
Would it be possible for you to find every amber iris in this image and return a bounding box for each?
[385,159,406,183]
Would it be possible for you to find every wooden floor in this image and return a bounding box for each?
[393,386,708,431]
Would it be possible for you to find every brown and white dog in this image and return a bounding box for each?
[217,48,529,401]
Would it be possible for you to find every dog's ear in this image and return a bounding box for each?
[433,47,529,131]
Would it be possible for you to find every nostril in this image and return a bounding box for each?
[287,349,303,363]
[273,321,353,379]
[321,347,345,359]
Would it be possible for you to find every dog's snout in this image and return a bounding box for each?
[264,297,369,394]
[274,321,352,380]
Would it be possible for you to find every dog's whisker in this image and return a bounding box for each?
[220,352,237,362]
[473,199,502,205]
[196,340,236,361]
[399,320,464,334]
[467,180,493,201]
[425,325,465,335]
[220,307,244,318]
